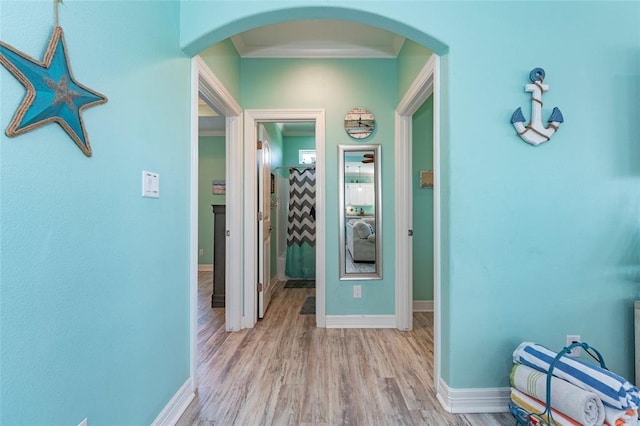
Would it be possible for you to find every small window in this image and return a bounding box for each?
[299,149,316,165]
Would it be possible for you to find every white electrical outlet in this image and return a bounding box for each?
[566,335,581,358]
[142,170,160,198]
[199,248,204,256]
[353,285,362,298]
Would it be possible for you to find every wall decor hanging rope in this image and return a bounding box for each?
[0,0,108,157]
[511,67,564,147]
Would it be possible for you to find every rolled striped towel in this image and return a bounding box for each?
[513,342,640,410]
[510,388,581,426]
[604,406,639,425]
[510,364,605,425]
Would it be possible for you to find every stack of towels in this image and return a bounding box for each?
[511,342,640,426]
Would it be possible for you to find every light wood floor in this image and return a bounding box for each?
[177,272,513,425]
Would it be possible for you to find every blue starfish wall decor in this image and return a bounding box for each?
[0,26,107,157]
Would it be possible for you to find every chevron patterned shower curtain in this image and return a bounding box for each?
[285,168,316,278]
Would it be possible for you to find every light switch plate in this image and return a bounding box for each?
[142,171,159,198]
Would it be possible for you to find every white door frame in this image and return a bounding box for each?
[190,57,243,385]
[244,109,326,328]
[394,54,441,382]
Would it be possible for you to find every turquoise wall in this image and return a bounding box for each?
[198,39,241,103]
[4,4,637,422]
[438,2,639,388]
[199,136,226,266]
[412,96,434,301]
[242,58,397,315]
[282,135,315,167]
[397,39,433,98]
[0,1,191,424]
[182,2,640,389]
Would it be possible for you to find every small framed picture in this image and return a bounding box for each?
[212,180,226,194]
[420,171,433,188]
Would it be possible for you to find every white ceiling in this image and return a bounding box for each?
[199,20,406,134]
[231,20,405,58]
[277,122,315,137]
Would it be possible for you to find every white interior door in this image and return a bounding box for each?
[257,125,272,319]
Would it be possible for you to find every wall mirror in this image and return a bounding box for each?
[338,144,382,280]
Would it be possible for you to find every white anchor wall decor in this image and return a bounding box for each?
[511,68,564,146]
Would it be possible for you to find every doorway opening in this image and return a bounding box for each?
[244,110,326,328]
[189,57,243,391]
[395,54,440,386]
[256,121,318,319]
[187,10,445,407]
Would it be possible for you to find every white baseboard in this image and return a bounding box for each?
[198,264,213,272]
[325,315,395,328]
[151,377,195,426]
[436,377,510,414]
[413,300,434,312]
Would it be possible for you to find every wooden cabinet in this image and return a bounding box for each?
[211,205,226,308]
[345,183,374,206]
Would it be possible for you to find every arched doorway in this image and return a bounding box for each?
[184,5,449,418]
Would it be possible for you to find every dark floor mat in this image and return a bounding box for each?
[299,296,316,315]
[285,280,316,288]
